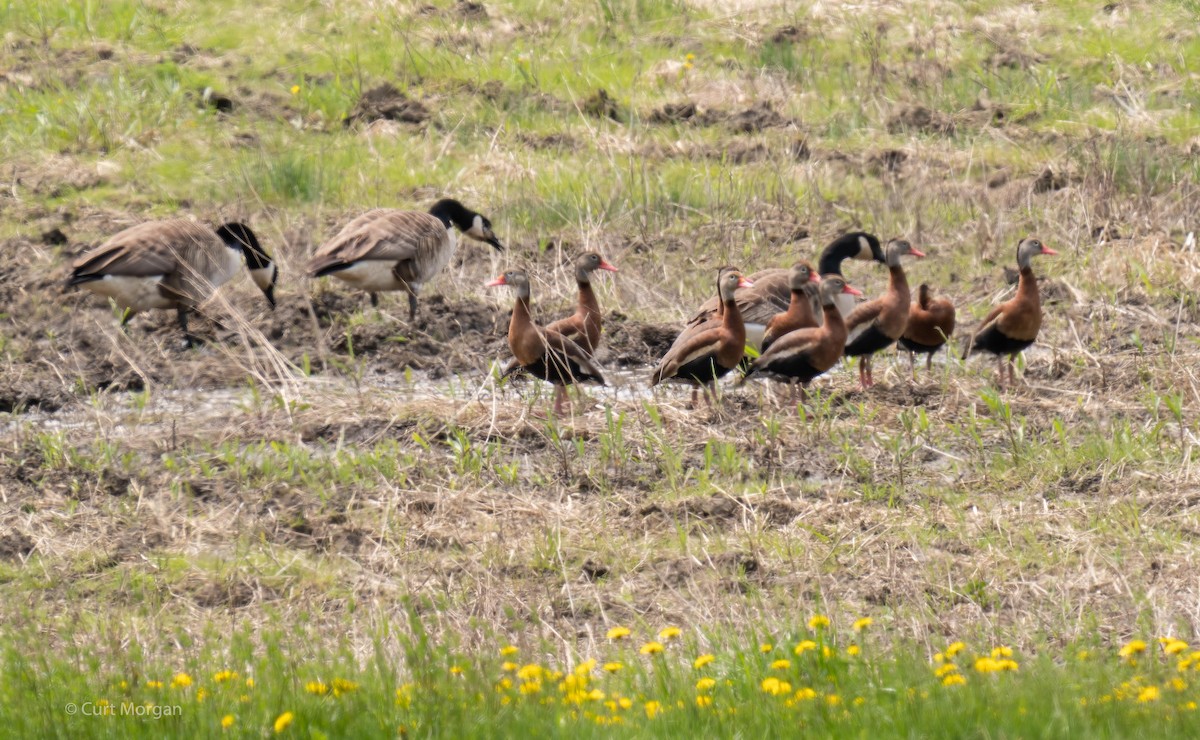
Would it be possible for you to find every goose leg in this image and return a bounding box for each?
[408,291,419,321]
[996,355,1005,389]
[689,386,699,409]
[865,356,874,388]
[369,293,379,308]
[926,352,933,373]
[177,307,196,349]
[908,351,916,381]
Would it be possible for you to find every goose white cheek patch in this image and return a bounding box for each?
[468,214,488,239]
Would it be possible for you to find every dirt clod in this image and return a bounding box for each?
[583,89,623,121]
[345,83,429,126]
[727,101,789,133]
[1033,168,1068,194]
[886,104,954,135]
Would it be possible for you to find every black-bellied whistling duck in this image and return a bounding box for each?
[68,219,277,348]
[963,237,1057,388]
[900,283,956,375]
[650,269,754,408]
[760,261,820,353]
[843,239,925,388]
[738,277,862,402]
[546,252,618,354]
[308,199,503,319]
[487,269,605,416]
[669,232,882,352]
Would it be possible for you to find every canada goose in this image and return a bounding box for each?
[307,198,503,319]
[963,237,1057,388]
[67,219,277,348]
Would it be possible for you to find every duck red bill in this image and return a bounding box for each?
[843,284,863,296]
[1041,245,1058,255]
[810,272,821,283]
[599,260,619,272]
[486,275,507,287]
[910,248,927,258]
[737,277,755,289]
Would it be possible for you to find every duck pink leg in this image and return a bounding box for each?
[553,386,568,416]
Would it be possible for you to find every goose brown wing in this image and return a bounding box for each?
[71,219,217,279]
[309,211,446,273]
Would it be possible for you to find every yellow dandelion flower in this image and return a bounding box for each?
[933,653,945,664]
[305,681,328,696]
[273,712,294,733]
[935,663,959,678]
[640,641,665,655]
[644,700,662,719]
[794,687,817,701]
[770,659,792,670]
[942,674,967,687]
[822,646,833,658]
[196,688,208,703]
[496,678,513,691]
[1170,678,1187,692]
[146,681,163,689]
[946,641,966,657]
[245,678,255,689]
[853,617,873,632]
[1164,640,1189,655]
[606,626,631,641]
[658,626,682,641]
[696,677,716,691]
[213,670,238,683]
[449,666,464,676]
[1120,640,1147,658]
[847,645,861,656]
[170,673,193,689]
[991,646,1014,658]
[794,640,817,655]
[290,85,300,95]
[517,665,544,681]
[759,643,773,653]
[826,694,842,706]
[1137,686,1160,703]
[519,681,542,695]
[118,680,128,690]
[332,678,358,696]
[853,696,866,706]
[693,654,715,669]
[500,645,519,656]
[760,677,792,696]
[239,694,250,703]
[395,683,414,708]
[1184,701,1197,711]
[685,53,695,61]
[696,695,713,708]
[501,661,518,672]
[575,659,597,676]
[618,696,632,710]
[603,662,623,673]
[807,615,831,630]
[1076,650,1091,661]
[221,714,235,729]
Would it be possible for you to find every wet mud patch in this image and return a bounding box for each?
[600,316,677,366]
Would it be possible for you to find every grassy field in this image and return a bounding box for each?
[4,0,1200,736]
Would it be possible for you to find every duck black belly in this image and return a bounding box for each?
[971,325,1035,356]
[898,336,945,354]
[759,355,824,384]
[523,352,602,386]
[844,323,897,357]
[674,353,734,385]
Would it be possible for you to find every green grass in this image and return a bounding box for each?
[4,614,1200,738]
